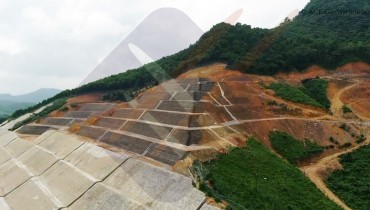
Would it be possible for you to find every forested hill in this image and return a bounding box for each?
[6,0,369,121]
[234,0,370,74]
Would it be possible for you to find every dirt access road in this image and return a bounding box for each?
[301,135,370,210]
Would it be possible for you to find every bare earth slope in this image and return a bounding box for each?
[2,63,370,209]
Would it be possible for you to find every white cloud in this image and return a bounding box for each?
[0,37,25,55]
[0,0,310,95]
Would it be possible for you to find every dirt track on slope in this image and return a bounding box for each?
[301,135,370,210]
[330,83,358,118]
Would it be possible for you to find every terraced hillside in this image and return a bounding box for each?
[2,63,370,209]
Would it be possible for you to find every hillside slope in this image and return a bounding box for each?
[5,62,369,209]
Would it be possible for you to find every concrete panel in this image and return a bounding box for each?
[64,111,95,118]
[121,121,172,140]
[77,126,106,141]
[0,132,17,146]
[144,144,187,166]
[0,197,11,210]
[152,175,205,210]
[38,131,84,159]
[40,161,95,206]
[17,125,56,135]
[0,147,11,165]
[5,178,60,210]
[0,128,8,136]
[4,138,33,157]
[30,130,56,144]
[79,103,115,112]
[43,118,73,126]
[69,183,145,210]
[18,146,58,176]
[99,132,152,155]
[0,159,31,196]
[95,117,126,130]
[104,158,204,209]
[64,143,128,181]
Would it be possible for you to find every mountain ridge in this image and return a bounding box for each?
[0,88,61,103]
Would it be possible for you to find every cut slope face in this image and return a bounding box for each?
[5,63,370,209]
[0,129,208,210]
[13,64,370,167]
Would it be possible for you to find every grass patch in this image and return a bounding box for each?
[269,82,324,109]
[326,144,370,210]
[191,138,339,210]
[269,131,324,165]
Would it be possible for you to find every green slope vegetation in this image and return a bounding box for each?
[191,138,339,210]
[235,0,370,74]
[301,78,331,110]
[268,82,324,108]
[326,145,370,210]
[10,98,67,131]
[269,131,325,165]
[268,78,330,109]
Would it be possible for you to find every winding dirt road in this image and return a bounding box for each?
[301,135,370,210]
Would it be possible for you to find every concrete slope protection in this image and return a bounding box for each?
[0,129,210,210]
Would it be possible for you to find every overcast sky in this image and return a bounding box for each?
[0,0,309,95]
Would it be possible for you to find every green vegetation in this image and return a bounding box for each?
[356,134,366,144]
[267,100,278,106]
[339,123,351,132]
[339,142,352,149]
[268,82,324,108]
[268,79,331,109]
[301,78,331,110]
[10,98,67,131]
[102,90,135,102]
[0,117,7,124]
[269,131,324,164]
[326,145,370,210]
[342,105,352,114]
[233,0,370,74]
[191,138,339,210]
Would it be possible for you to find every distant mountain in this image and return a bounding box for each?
[0,88,61,103]
[0,100,34,117]
[0,88,61,117]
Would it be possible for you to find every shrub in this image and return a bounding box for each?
[339,143,352,149]
[339,123,350,132]
[342,105,352,114]
[356,134,366,144]
[329,137,339,145]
